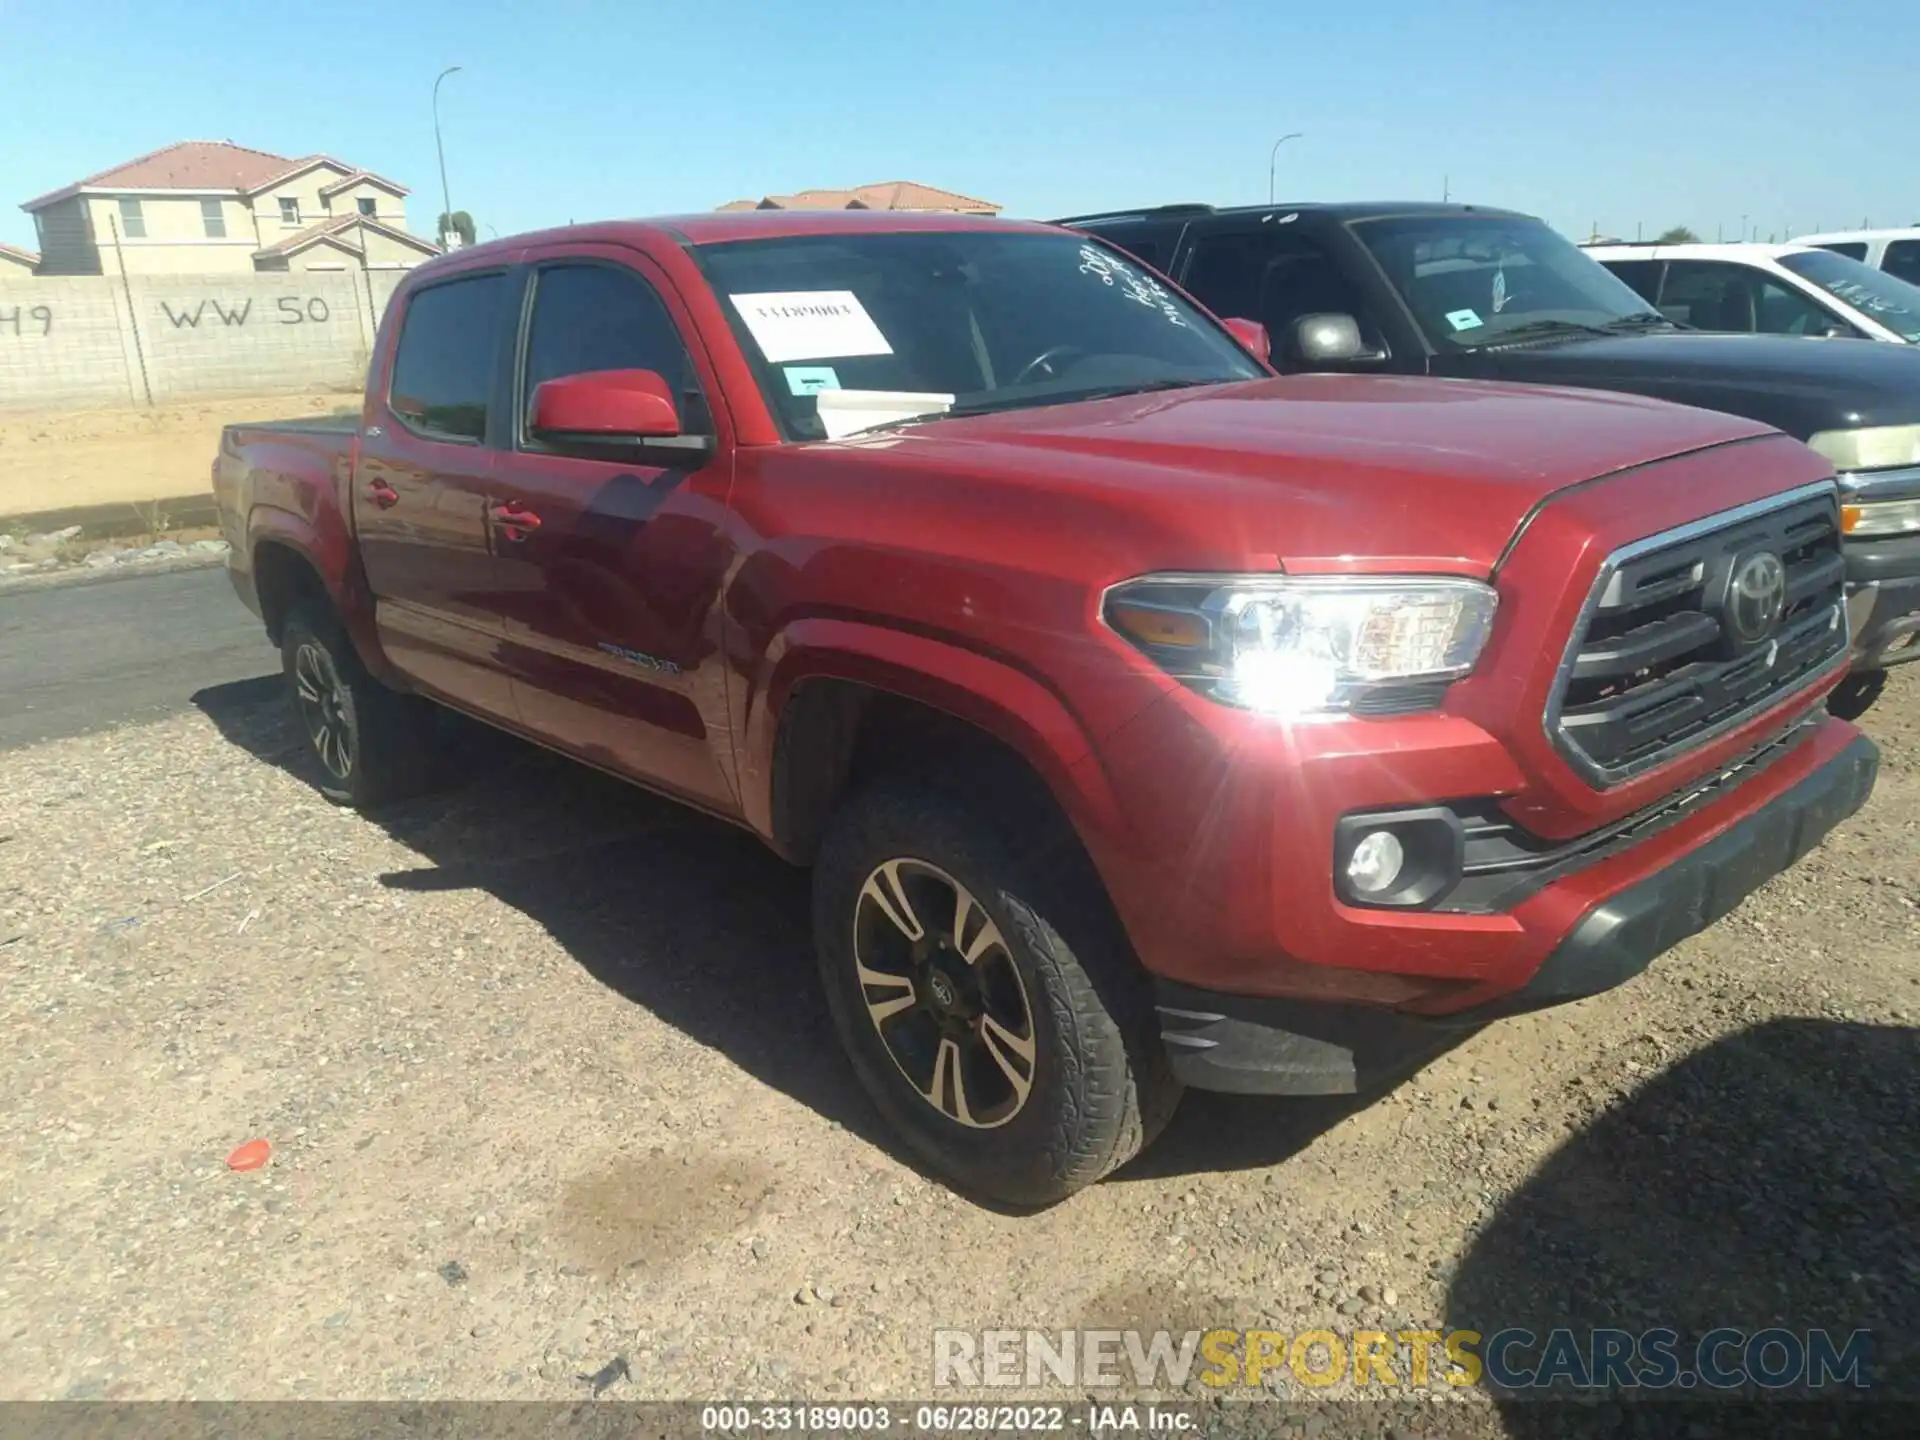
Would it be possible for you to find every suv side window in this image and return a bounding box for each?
[388,273,507,442]
[1814,242,1869,261]
[1179,229,1384,352]
[1881,240,1920,286]
[1075,221,1185,275]
[520,262,711,440]
[1657,261,1836,335]
[1603,259,1663,302]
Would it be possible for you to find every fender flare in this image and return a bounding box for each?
[246,505,393,679]
[740,616,1128,855]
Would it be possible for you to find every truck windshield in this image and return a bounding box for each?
[694,230,1267,439]
[1776,249,1920,343]
[1352,215,1658,350]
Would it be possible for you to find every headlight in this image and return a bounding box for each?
[1842,498,1920,538]
[1806,425,1920,473]
[1104,574,1498,717]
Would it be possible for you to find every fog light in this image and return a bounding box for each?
[1345,830,1406,895]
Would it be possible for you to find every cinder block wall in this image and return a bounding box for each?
[0,271,402,410]
[0,280,137,406]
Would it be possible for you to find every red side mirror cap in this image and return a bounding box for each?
[1222,317,1272,366]
[531,369,681,440]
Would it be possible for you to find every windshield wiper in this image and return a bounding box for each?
[1049,377,1219,405]
[1469,317,1616,346]
[1603,311,1685,332]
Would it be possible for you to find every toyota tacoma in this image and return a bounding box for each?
[213,211,1879,1205]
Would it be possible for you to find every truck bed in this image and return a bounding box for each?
[224,413,361,439]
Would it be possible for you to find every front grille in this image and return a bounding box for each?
[1547,483,1848,786]
[1442,711,1821,911]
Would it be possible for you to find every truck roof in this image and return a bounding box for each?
[1051,200,1534,227]
[430,209,1059,266]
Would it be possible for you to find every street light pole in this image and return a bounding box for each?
[1268,133,1302,206]
[433,65,462,248]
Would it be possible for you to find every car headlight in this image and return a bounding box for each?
[1807,424,1920,474]
[1842,498,1920,538]
[1104,574,1498,717]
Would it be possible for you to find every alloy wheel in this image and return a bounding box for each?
[292,641,355,782]
[853,858,1039,1129]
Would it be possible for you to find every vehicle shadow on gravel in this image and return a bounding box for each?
[192,677,923,1174]
[1445,1016,1918,1431]
[195,676,1475,1203]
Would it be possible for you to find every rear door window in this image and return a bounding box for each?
[388,273,507,442]
[1881,240,1920,286]
[1074,221,1186,276]
[1603,259,1663,302]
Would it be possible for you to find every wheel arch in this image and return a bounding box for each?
[247,507,391,678]
[747,618,1127,868]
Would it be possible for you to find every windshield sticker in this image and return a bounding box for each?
[784,365,842,396]
[1491,266,1510,314]
[1077,245,1189,327]
[1445,308,1485,332]
[729,291,893,364]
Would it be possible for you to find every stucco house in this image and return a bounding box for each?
[717,181,1000,215]
[0,242,38,281]
[22,140,441,276]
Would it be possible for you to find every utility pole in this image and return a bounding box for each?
[433,65,463,249]
[1442,173,1449,202]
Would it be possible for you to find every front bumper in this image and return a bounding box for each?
[1842,470,1920,670]
[1155,730,1880,1095]
[1845,565,1920,670]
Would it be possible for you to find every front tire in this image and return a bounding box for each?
[281,604,439,809]
[813,778,1177,1207]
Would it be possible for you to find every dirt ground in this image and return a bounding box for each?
[0,392,357,518]
[0,664,1915,1429]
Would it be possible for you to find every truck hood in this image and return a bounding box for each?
[855,374,1785,572]
[1437,330,1920,440]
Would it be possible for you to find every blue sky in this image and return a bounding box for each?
[1,0,1913,254]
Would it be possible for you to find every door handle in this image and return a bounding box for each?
[488,501,542,539]
[364,479,400,509]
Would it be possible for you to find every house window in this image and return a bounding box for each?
[118,197,146,239]
[357,196,378,217]
[279,197,301,225]
[201,198,227,238]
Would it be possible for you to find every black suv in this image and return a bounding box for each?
[1057,201,1920,717]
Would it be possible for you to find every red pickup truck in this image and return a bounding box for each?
[214,211,1879,1205]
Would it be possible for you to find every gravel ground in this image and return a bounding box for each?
[0,662,1914,1431]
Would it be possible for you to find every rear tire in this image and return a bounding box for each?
[1828,669,1886,722]
[813,777,1178,1207]
[281,604,440,809]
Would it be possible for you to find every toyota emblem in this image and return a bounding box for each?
[1726,551,1787,646]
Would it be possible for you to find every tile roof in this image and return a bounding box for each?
[716,181,1000,214]
[318,170,410,199]
[851,181,999,213]
[254,214,440,260]
[23,141,402,210]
